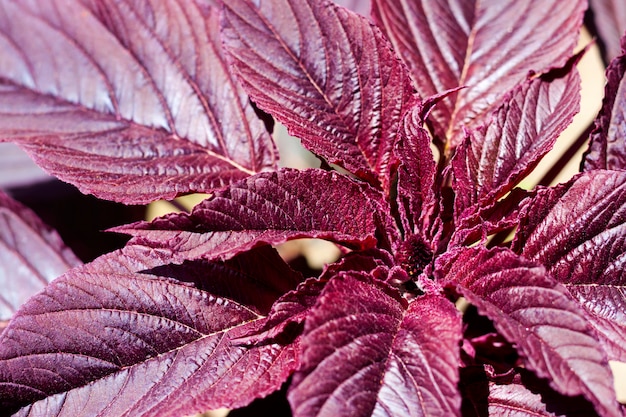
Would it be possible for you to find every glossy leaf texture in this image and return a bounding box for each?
[513,170,626,362]
[221,0,416,191]
[289,272,462,417]
[0,245,299,417]
[372,0,586,149]
[443,247,621,417]
[589,0,626,62]
[0,0,276,204]
[395,105,438,240]
[0,191,80,330]
[583,35,626,171]
[114,168,381,263]
[452,63,581,218]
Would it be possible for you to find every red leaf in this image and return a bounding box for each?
[289,272,462,417]
[372,0,586,149]
[221,0,416,191]
[0,247,297,416]
[395,105,439,240]
[513,170,626,361]
[0,190,80,325]
[452,63,581,217]
[0,1,276,204]
[114,169,381,263]
[444,247,621,417]
[583,35,626,171]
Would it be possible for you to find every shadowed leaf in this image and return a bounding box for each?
[444,247,621,417]
[0,246,297,417]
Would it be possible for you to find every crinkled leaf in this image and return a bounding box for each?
[0,0,276,204]
[452,63,581,217]
[236,250,394,346]
[144,245,302,315]
[583,36,626,171]
[0,247,297,417]
[221,0,415,191]
[396,105,439,240]
[589,0,626,62]
[372,0,586,148]
[450,186,530,247]
[513,170,626,361]
[444,247,621,417]
[289,272,462,417]
[0,190,80,325]
[115,169,380,263]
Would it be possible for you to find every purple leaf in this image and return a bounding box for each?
[115,168,380,263]
[444,247,621,417]
[395,105,439,240]
[0,247,297,416]
[372,0,586,148]
[144,245,303,315]
[221,0,416,191]
[589,0,626,62]
[513,170,626,361]
[452,63,581,216]
[0,190,80,325]
[583,35,626,171]
[289,272,462,417]
[0,1,276,204]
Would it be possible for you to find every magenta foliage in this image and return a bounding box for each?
[0,0,625,416]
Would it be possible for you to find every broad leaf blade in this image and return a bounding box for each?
[0,247,297,416]
[452,64,581,217]
[115,169,380,263]
[144,245,302,315]
[444,247,621,417]
[513,170,626,361]
[288,272,462,417]
[0,190,80,327]
[372,0,586,148]
[583,35,626,171]
[221,0,415,190]
[0,0,276,204]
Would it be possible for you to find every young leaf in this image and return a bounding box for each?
[115,169,381,263]
[0,190,80,328]
[0,0,276,204]
[289,272,462,417]
[513,170,626,361]
[221,0,416,190]
[444,247,621,417]
[395,105,439,240]
[583,35,626,171]
[372,0,586,148]
[451,64,581,217]
[0,248,297,417]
